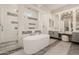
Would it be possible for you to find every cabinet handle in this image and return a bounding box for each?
[1,26,3,31]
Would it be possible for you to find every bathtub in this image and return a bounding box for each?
[23,34,50,54]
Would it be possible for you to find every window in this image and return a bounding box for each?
[25,12,32,17]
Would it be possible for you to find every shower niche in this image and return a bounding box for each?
[23,8,39,35]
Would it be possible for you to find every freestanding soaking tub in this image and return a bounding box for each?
[23,34,50,54]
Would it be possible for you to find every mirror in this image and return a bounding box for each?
[61,11,73,32]
[49,19,54,28]
[76,9,79,30]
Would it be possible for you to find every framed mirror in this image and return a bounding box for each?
[49,18,54,28]
[61,11,73,32]
[76,9,79,30]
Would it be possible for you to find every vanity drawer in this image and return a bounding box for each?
[71,32,79,42]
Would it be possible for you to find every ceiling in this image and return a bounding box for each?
[32,4,79,13]
[38,4,67,11]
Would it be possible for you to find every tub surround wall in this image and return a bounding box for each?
[18,5,51,47]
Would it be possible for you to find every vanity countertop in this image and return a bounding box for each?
[59,32,72,35]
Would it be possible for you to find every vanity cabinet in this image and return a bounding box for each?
[49,31,59,39]
[72,32,79,42]
[71,9,79,42]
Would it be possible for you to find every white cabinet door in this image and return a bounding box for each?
[0,16,1,43]
[0,9,2,43]
[0,8,18,43]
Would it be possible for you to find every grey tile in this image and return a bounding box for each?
[33,39,60,55]
[10,39,59,55]
[45,41,71,55]
[10,49,26,55]
[0,48,22,55]
[68,43,79,55]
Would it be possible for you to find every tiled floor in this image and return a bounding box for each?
[10,39,79,55]
[10,49,26,55]
[49,38,58,44]
[45,41,71,55]
[68,43,79,55]
[11,39,59,55]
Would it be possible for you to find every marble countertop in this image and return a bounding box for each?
[59,32,72,35]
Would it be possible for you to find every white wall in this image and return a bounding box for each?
[18,5,51,47]
[39,11,50,34]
